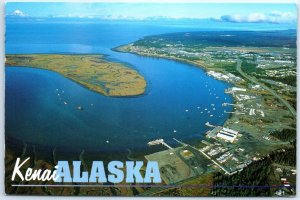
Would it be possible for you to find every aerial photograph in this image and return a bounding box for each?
[5,2,297,197]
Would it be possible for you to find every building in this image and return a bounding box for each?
[225,87,246,94]
[206,126,239,143]
[216,127,239,143]
[231,87,246,92]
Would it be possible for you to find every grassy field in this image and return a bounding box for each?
[6,54,146,97]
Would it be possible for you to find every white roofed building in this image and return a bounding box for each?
[216,127,239,143]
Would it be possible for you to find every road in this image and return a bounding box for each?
[172,138,234,175]
[140,138,233,196]
[236,59,296,117]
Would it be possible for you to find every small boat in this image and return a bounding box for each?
[77,106,83,111]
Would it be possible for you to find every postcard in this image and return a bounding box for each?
[4,2,297,197]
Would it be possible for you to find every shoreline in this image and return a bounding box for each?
[113,45,237,127]
[6,54,147,97]
[113,45,213,74]
[113,43,296,155]
[6,65,148,99]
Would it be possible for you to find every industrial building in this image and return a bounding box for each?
[217,128,238,143]
[206,126,239,143]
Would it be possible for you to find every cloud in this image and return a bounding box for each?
[216,11,296,24]
[50,14,151,21]
[7,9,28,17]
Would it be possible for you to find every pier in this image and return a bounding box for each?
[148,139,173,149]
[222,102,243,108]
[205,122,216,128]
[224,111,245,115]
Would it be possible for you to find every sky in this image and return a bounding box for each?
[5,3,297,24]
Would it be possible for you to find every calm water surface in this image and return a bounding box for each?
[6,22,233,152]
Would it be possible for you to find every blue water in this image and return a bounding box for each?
[6,22,233,152]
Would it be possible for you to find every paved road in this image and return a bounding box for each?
[236,59,296,117]
[172,138,233,175]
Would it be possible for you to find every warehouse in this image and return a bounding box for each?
[216,127,239,143]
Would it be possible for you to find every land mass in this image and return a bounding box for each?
[116,30,297,196]
[6,54,146,97]
[5,30,297,197]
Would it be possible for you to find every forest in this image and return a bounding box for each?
[212,140,296,196]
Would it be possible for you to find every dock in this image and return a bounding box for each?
[222,102,243,108]
[205,122,216,128]
[224,111,245,115]
[148,139,173,149]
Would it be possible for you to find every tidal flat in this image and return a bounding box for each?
[6,54,146,97]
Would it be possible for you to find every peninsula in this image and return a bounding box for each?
[6,54,146,97]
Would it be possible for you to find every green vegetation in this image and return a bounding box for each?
[117,30,297,197]
[212,141,296,196]
[153,174,213,196]
[133,30,296,48]
[5,30,297,196]
[6,54,146,97]
[270,129,296,142]
[272,76,297,87]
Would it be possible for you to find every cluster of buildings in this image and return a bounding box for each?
[274,176,295,196]
[139,40,296,186]
[260,78,296,93]
[225,87,246,93]
[206,145,228,157]
[256,53,295,69]
[216,152,232,163]
[223,85,267,118]
[201,127,254,174]
[264,68,296,78]
[207,71,243,83]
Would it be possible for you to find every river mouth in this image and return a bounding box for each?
[6,54,233,154]
[5,23,233,155]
